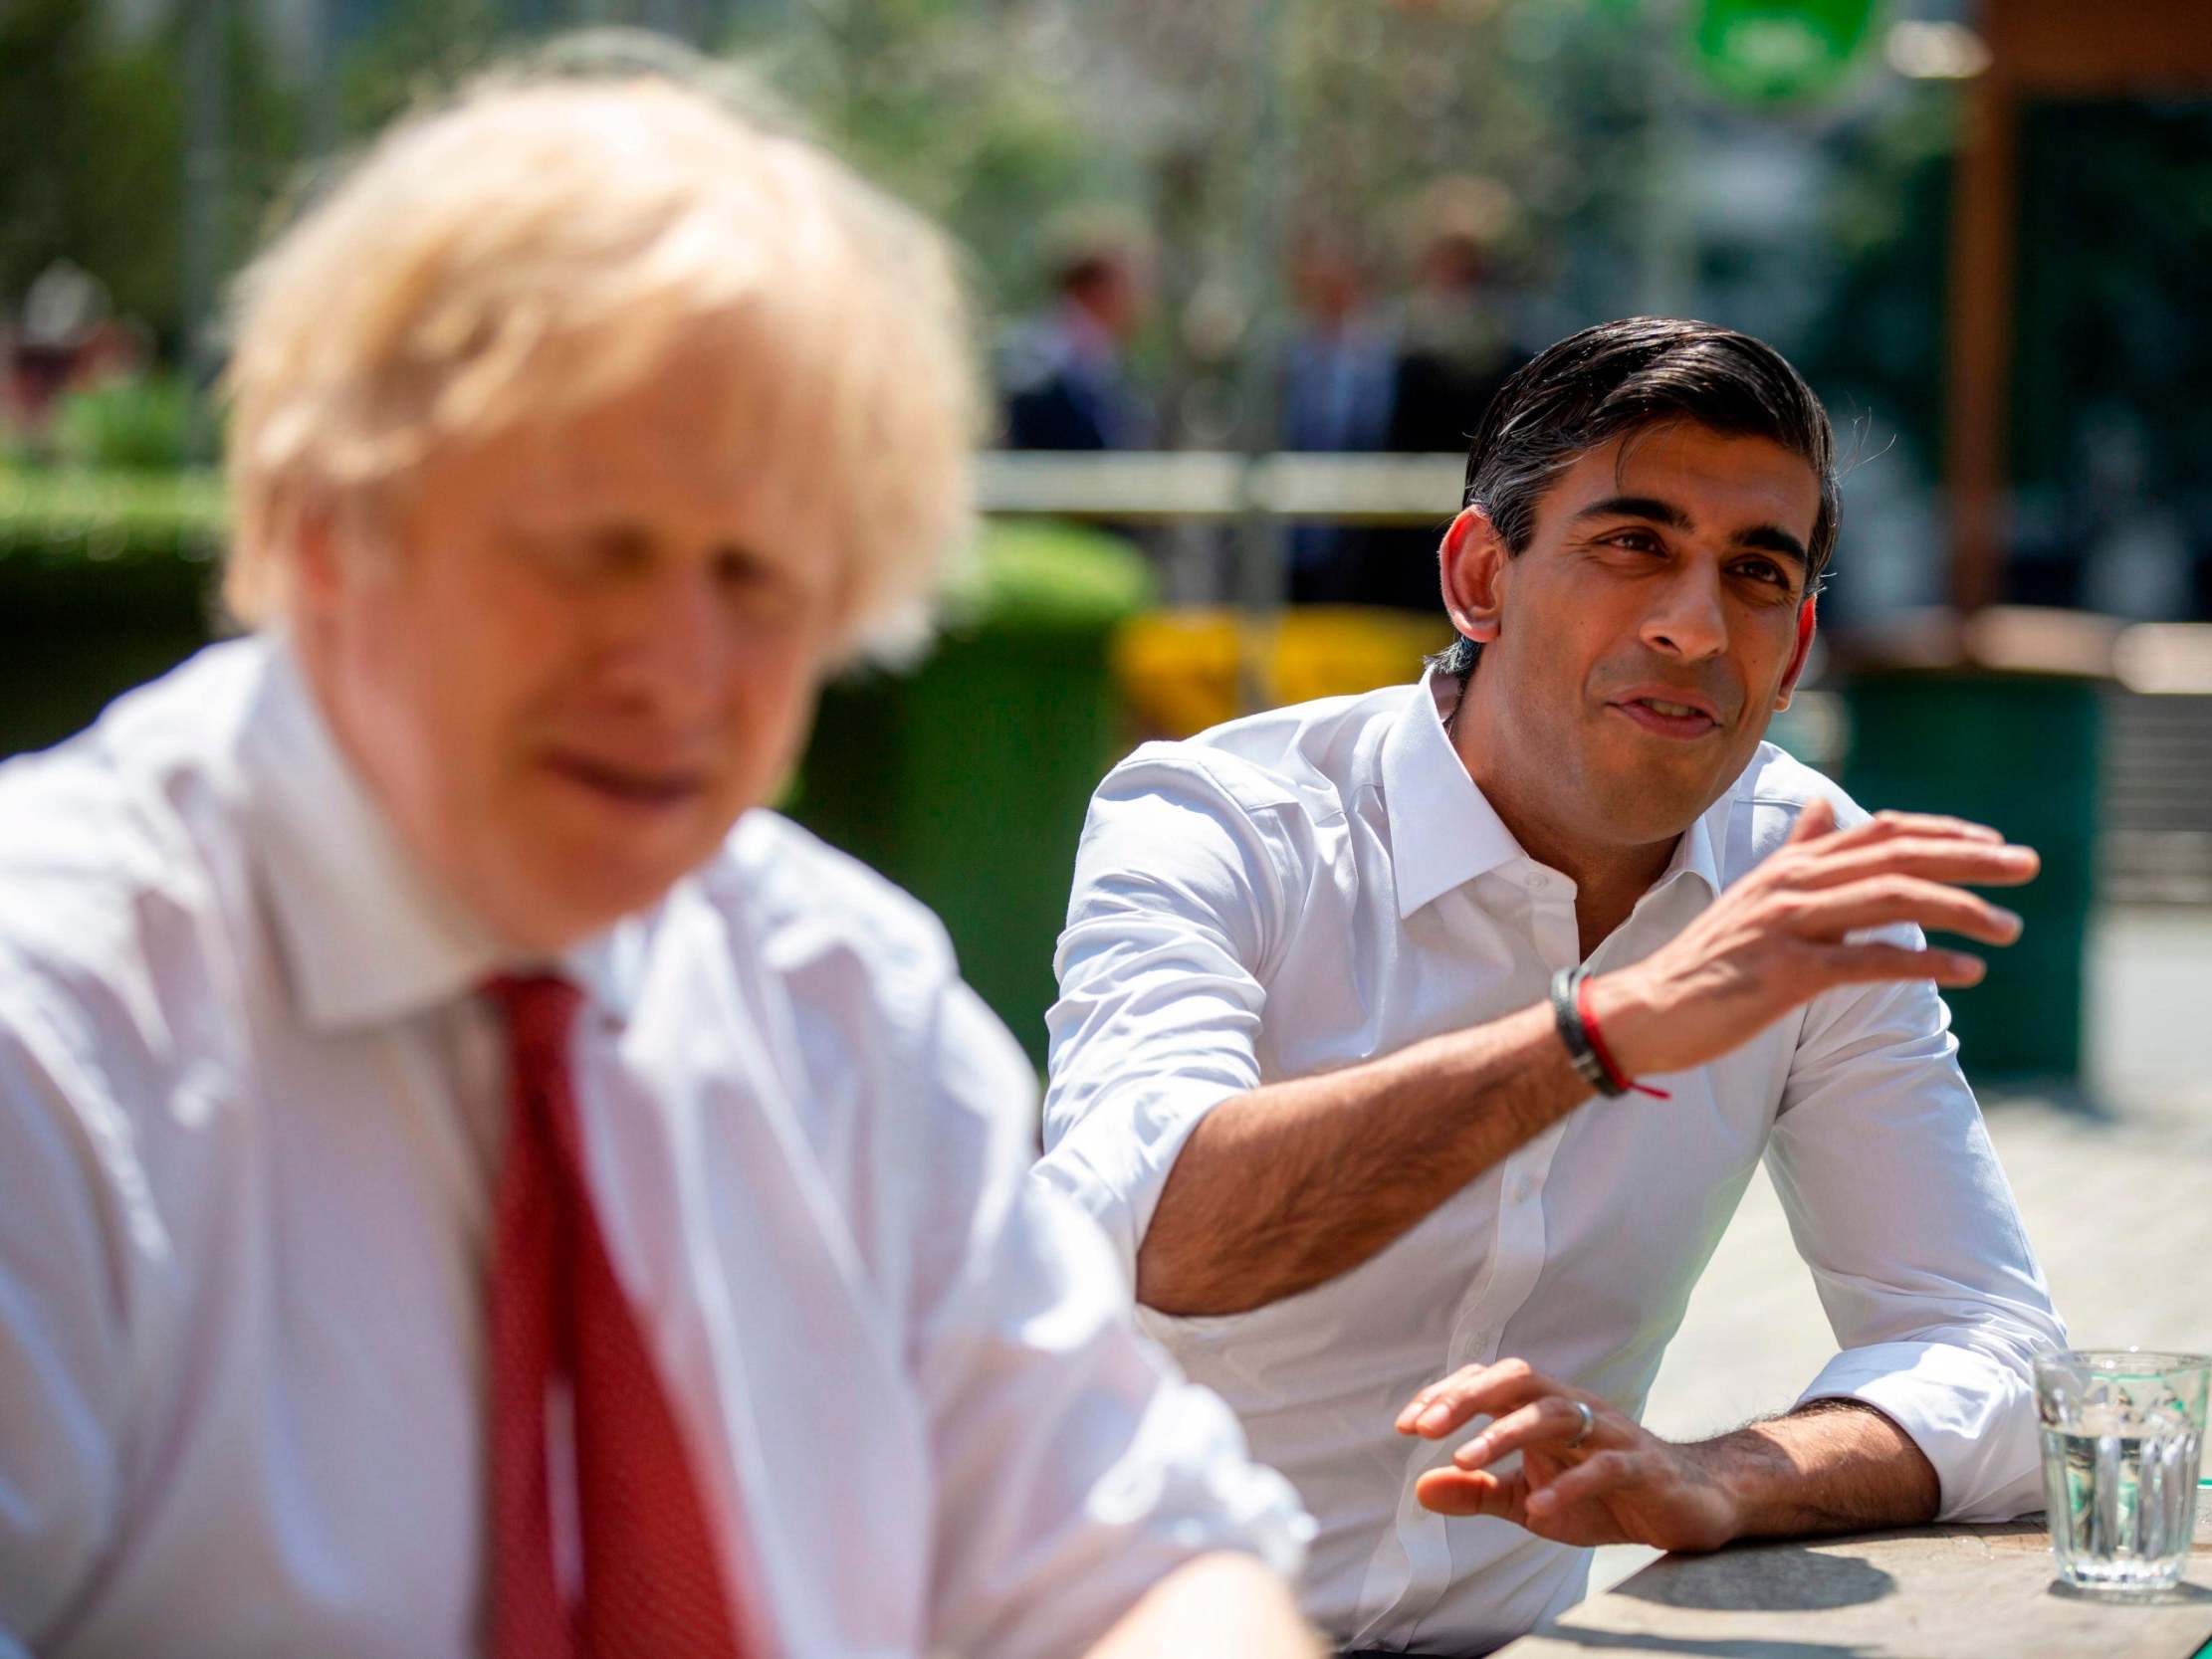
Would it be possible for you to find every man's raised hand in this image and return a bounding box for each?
[1586,798,2039,1083]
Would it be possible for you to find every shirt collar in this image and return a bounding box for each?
[1379,667,1729,919]
[238,634,650,1034]
[1656,791,1726,900]
[1379,669,1525,920]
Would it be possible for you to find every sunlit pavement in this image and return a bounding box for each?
[1590,904,2212,1594]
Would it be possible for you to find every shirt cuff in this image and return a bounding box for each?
[1033,1082,1245,1281]
[1796,1340,2045,1522]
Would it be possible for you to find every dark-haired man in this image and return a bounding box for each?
[1035,318,2065,1655]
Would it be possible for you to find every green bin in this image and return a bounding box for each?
[1840,669,2101,1083]
[784,519,1154,1064]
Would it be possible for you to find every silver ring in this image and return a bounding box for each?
[1564,1398,1596,1449]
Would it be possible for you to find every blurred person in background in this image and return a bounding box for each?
[1036,318,2064,1656]
[1385,178,1531,459]
[1001,210,1157,453]
[1281,225,1399,606]
[3,261,146,441]
[0,60,1318,1659]
[1347,178,1537,614]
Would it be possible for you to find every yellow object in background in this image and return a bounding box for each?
[1112,606,1453,740]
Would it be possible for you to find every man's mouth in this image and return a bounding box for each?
[1607,691,1723,740]
[542,751,711,811]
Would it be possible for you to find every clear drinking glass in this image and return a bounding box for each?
[2035,1348,2210,1589]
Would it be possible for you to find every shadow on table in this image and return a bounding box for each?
[1612,1551,1894,1614]
[2048,1579,2212,1607]
[1521,1627,1880,1659]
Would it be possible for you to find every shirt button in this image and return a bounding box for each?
[1522,871,1548,893]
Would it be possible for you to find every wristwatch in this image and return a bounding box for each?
[1549,964,1625,1097]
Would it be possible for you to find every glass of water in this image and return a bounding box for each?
[2035,1348,2209,1590]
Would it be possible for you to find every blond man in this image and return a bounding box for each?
[0,60,1315,1659]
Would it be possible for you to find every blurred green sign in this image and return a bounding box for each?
[1688,0,1884,103]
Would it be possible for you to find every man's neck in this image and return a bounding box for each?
[1446,676,1677,957]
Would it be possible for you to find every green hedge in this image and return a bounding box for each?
[0,470,231,755]
[0,466,226,543]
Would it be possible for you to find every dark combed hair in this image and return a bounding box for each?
[1430,316,1840,681]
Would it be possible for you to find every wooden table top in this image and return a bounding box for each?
[1493,1506,2212,1659]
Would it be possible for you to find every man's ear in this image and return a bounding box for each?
[290,496,346,617]
[1775,595,1817,711]
[1438,506,1508,646]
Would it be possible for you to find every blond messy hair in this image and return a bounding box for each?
[223,48,980,663]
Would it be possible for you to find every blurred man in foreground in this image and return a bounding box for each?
[0,64,1316,1659]
[1037,318,2066,1654]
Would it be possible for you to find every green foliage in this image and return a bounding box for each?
[0,0,303,347]
[338,0,512,138]
[49,374,203,471]
[0,0,1989,519]
[722,7,1121,320]
[1282,1,1565,252]
[0,466,227,567]
[0,0,184,335]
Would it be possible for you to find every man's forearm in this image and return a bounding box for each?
[1081,1553,1322,1659]
[1692,1399,1940,1544]
[1137,1002,1592,1316]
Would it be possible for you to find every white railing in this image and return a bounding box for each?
[975,450,1466,525]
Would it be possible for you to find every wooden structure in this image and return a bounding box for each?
[1946,0,2212,612]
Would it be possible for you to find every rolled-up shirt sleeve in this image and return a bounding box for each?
[1768,931,2068,1522]
[1034,751,1297,1278]
[913,966,1310,1659]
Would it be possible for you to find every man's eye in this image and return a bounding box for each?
[1735,558,1787,587]
[1604,529,1661,553]
[712,547,803,614]
[713,547,774,589]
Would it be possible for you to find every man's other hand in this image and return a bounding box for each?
[1588,800,2039,1082]
[1397,1358,1942,1553]
[1396,1359,1739,1553]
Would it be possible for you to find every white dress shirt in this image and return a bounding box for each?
[0,637,1309,1659]
[1034,670,2066,1655]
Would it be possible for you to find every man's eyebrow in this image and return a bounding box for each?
[1573,494,1810,572]
[1729,523,1810,570]
[1570,495,1692,532]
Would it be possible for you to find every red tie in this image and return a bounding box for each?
[482,974,749,1659]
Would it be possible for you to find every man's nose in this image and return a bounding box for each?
[1640,563,1728,661]
[605,564,737,715]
